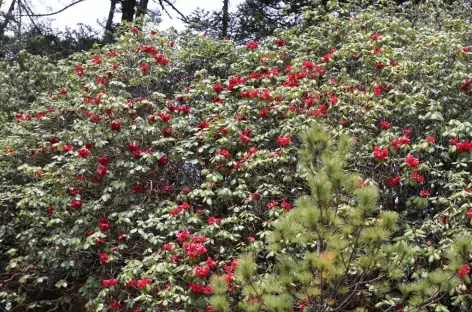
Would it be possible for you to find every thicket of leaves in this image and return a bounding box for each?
[1,0,472,311]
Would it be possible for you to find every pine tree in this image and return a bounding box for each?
[211,124,470,311]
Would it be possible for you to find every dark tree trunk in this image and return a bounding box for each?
[0,0,17,37]
[121,0,137,22]
[104,0,117,42]
[222,0,229,37]
[136,0,149,18]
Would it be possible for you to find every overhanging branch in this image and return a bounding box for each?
[20,0,87,17]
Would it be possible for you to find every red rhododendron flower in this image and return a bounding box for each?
[171,207,183,216]
[99,217,111,231]
[278,136,292,146]
[274,38,285,46]
[402,128,412,137]
[189,282,205,293]
[162,127,172,136]
[127,143,139,152]
[458,264,470,278]
[379,121,391,129]
[96,165,108,176]
[102,278,116,287]
[50,137,59,144]
[140,63,149,72]
[137,278,152,289]
[213,84,223,93]
[411,171,424,183]
[99,252,110,264]
[242,129,252,136]
[246,41,258,49]
[97,157,110,165]
[203,285,213,295]
[195,265,210,278]
[62,145,73,152]
[183,187,190,194]
[47,204,54,216]
[240,134,251,143]
[372,146,388,161]
[91,55,102,64]
[110,302,121,310]
[131,26,139,33]
[183,242,207,258]
[163,243,175,251]
[426,136,436,144]
[217,149,231,159]
[322,53,331,63]
[77,148,90,158]
[281,202,292,211]
[373,85,382,96]
[125,280,137,288]
[371,33,381,40]
[70,200,83,209]
[207,216,221,225]
[176,229,190,241]
[405,154,420,168]
[159,156,169,165]
[198,121,209,129]
[110,122,121,130]
[467,208,472,219]
[392,137,410,149]
[419,189,430,197]
[206,257,217,269]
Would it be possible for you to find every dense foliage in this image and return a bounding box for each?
[1,0,472,311]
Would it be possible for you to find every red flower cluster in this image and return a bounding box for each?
[404,154,420,168]
[379,121,391,129]
[419,189,430,197]
[246,41,258,49]
[77,148,90,158]
[373,146,388,161]
[99,217,111,231]
[102,278,116,288]
[411,171,424,183]
[194,265,210,278]
[207,216,221,225]
[189,283,213,295]
[277,136,292,146]
[392,137,410,149]
[183,242,207,259]
[387,176,401,187]
[457,264,470,278]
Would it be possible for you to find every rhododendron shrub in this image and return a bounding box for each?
[1,0,472,310]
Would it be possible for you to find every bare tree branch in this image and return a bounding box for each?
[0,0,16,37]
[19,0,87,17]
[157,0,187,22]
[19,1,42,33]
